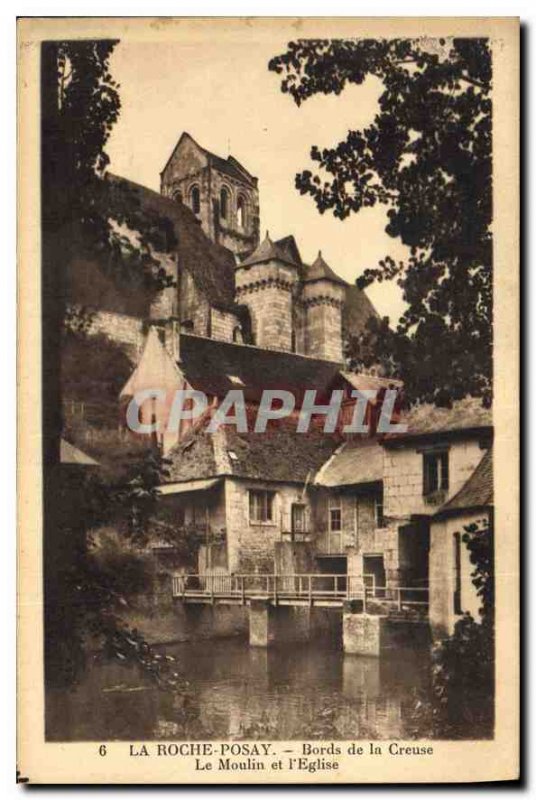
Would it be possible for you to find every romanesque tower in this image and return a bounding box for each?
[301,252,346,362]
[160,132,260,257]
[235,232,300,352]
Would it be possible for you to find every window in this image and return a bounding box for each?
[374,493,385,528]
[291,503,307,533]
[423,450,449,495]
[173,190,183,204]
[220,187,230,220]
[232,325,243,344]
[249,490,275,523]
[453,532,462,614]
[190,185,200,215]
[329,501,342,532]
[237,195,246,228]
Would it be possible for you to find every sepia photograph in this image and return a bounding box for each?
[17,16,519,784]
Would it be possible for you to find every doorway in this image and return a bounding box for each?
[363,554,386,597]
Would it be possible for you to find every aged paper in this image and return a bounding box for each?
[18,17,519,783]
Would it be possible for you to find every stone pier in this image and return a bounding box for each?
[342,602,430,656]
[248,600,314,648]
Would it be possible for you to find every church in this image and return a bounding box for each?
[62,132,492,647]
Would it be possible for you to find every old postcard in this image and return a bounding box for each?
[17,17,519,783]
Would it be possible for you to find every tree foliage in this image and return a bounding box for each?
[43,40,175,302]
[269,38,492,404]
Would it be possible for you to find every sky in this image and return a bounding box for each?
[105,37,408,321]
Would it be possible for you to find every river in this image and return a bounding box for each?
[46,638,435,741]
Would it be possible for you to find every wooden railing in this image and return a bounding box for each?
[171,573,429,615]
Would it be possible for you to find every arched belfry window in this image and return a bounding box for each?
[237,195,246,229]
[190,185,200,215]
[220,187,230,221]
[173,190,183,204]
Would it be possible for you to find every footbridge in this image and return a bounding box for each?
[171,573,430,654]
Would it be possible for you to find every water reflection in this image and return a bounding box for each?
[46,639,431,741]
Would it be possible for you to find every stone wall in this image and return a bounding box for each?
[429,510,489,638]
[304,299,344,362]
[121,591,248,645]
[210,307,241,343]
[224,478,311,573]
[384,439,487,520]
[302,280,345,362]
[178,269,210,336]
[78,307,145,361]
[235,261,298,351]
[346,526,399,584]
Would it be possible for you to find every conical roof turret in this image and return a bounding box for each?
[240,231,299,268]
[305,251,347,286]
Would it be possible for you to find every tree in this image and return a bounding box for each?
[431,518,494,738]
[269,38,492,404]
[41,41,177,688]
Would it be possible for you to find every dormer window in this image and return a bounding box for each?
[190,185,200,215]
[220,187,230,220]
[237,195,246,229]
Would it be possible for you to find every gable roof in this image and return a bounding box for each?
[120,327,183,398]
[383,397,493,446]
[161,132,257,187]
[304,252,348,287]
[313,437,384,488]
[166,421,340,485]
[435,449,493,518]
[179,333,341,401]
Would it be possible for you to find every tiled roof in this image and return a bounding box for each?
[161,132,257,187]
[179,333,342,401]
[166,422,340,485]
[304,252,348,287]
[435,449,493,517]
[209,151,257,187]
[384,397,493,443]
[275,235,303,267]
[240,232,300,268]
[342,284,380,334]
[313,437,384,488]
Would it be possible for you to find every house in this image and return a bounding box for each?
[429,448,493,638]
[60,132,494,646]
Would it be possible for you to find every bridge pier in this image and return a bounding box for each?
[249,600,314,648]
[343,603,430,656]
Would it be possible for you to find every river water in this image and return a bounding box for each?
[46,638,434,741]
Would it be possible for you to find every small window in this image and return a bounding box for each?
[173,190,183,204]
[237,195,246,228]
[329,501,342,532]
[190,185,200,215]
[453,532,462,614]
[423,450,449,495]
[374,493,384,528]
[291,503,307,533]
[232,325,243,344]
[249,490,275,523]
[220,187,230,220]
